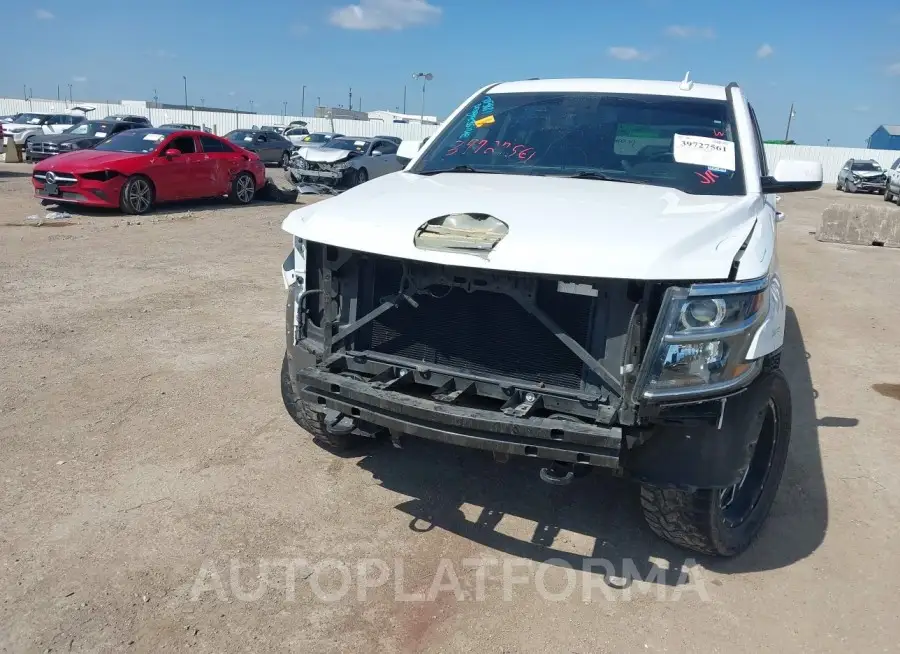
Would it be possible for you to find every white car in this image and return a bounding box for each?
[287,136,403,187]
[286,130,343,148]
[279,75,822,557]
[1,106,95,146]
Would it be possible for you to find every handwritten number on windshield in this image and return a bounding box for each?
[445,139,536,162]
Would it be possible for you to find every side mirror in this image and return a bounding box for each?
[164,148,182,158]
[761,159,823,193]
[396,139,425,167]
[371,150,383,157]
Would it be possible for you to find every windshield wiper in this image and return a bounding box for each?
[562,171,648,184]
[418,165,491,176]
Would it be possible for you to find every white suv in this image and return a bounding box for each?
[1,109,92,147]
[279,76,822,556]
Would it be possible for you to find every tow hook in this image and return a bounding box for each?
[540,461,575,486]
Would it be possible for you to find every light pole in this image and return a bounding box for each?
[317,96,321,109]
[412,72,433,125]
[283,101,288,121]
[68,83,73,103]
[301,85,306,116]
[784,102,795,142]
[249,99,254,113]
[183,75,194,125]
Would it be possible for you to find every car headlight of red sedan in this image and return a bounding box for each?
[80,170,121,182]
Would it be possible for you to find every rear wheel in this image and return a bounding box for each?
[119,175,154,214]
[229,172,256,204]
[639,370,792,556]
[280,354,360,451]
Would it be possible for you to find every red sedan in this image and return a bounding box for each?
[32,128,267,214]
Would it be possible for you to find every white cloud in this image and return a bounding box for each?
[854,105,870,113]
[228,91,236,97]
[330,0,441,31]
[290,23,309,36]
[35,9,54,19]
[665,25,715,39]
[608,46,651,61]
[148,49,176,59]
[72,76,87,83]
[756,43,774,59]
[886,62,900,76]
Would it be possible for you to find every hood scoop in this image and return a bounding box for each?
[414,213,509,259]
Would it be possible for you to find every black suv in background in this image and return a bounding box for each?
[26,120,145,161]
[103,114,153,127]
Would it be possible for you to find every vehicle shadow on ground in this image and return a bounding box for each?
[349,306,831,586]
[39,196,299,219]
[0,168,32,179]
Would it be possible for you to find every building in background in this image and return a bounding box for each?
[867,125,900,150]
[314,106,369,121]
[367,110,438,125]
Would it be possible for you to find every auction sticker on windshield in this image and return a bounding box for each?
[142,133,164,142]
[673,134,735,171]
[614,124,669,155]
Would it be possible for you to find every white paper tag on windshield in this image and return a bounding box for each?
[354,140,365,146]
[94,132,107,138]
[673,134,735,171]
[143,133,164,142]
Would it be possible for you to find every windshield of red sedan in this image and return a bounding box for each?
[93,130,166,153]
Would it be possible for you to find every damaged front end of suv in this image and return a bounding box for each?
[278,78,822,556]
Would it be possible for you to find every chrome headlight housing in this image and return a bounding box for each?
[633,276,770,402]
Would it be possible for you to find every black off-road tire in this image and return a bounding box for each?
[884,184,893,202]
[354,167,369,186]
[119,175,155,215]
[639,370,792,557]
[280,354,358,452]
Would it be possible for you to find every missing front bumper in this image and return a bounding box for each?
[292,362,623,468]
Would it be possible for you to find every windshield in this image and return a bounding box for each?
[66,121,114,137]
[226,131,257,143]
[94,130,165,154]
[326,138,369,153]
[851,162,881,172]
[412,91,745,195]
[13,113,49,125]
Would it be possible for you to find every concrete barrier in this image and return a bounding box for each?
[817,203,900,248]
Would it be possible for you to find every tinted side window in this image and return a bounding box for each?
[166,136,196,154]
[200,136,233,153]
[377,141,398,155]
[747,104,768,176]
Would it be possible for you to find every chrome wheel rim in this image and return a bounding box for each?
[236,175,254,203]
[129,179,152,212]
[720,399,778,527]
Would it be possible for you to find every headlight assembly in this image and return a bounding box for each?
[634,276,770,402]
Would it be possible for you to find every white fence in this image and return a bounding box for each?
[0,97,439,141]
[3,97,899,181]
[765,144,899,183]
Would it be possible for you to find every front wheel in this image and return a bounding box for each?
[884,184,893,202]
[639,370,792,557]
[354,167,369,186]
[229,171,256,205]
[119,175,155,214]
[280,354,360,452]
[281,151,291,169]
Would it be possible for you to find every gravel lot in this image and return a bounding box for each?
[1,162,899,653]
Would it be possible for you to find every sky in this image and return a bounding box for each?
[2,0,899,147]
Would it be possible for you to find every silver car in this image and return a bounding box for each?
[287,136,403,187]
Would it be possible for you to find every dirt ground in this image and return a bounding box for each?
[1,161,899,653]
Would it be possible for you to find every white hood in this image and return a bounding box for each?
[295,146,355,163]
[281,172,761,280]
[853,169,884,178]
